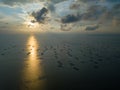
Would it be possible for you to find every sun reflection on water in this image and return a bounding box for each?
[21,35,46,90]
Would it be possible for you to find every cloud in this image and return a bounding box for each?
[52,0,120,31]
[85,25,99,31]
[112,3,120,26]
[0,0,120,33]
[44,2,55,12]
[65,1,120,26]
[113,3,120,9]
[80,0,119,3]
[82,5,107,20]
[112,17,120,26]
[69,2,80,10]
[31,7,48,23]
[60,23,73,31]
[106,0,120,3]
[112,3,120,17]
[60,3,108,23]
[0,0,35,6]
[61,14,80,23]
[0,0,66,6]
[48,0,66,4]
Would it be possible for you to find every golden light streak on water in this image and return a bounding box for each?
[21,35,46,90]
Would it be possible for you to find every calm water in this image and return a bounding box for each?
[0,33,120,89]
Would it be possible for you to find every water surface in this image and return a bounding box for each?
[0,33,120,89]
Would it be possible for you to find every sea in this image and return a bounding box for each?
[0,33,120,89]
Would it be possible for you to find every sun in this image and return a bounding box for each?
[22,14,50,33]
[23,15,38,28]
[24,20,40,29]
[27,21,36,28]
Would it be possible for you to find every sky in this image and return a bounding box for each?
[0,0,120,34]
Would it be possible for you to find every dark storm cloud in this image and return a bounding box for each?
[85,25,99,31]
[31,7,48,23]
[61,4,108,23]
[61,14,81,23]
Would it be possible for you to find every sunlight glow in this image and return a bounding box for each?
[21,35,46,90]
[23,16,37,28]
